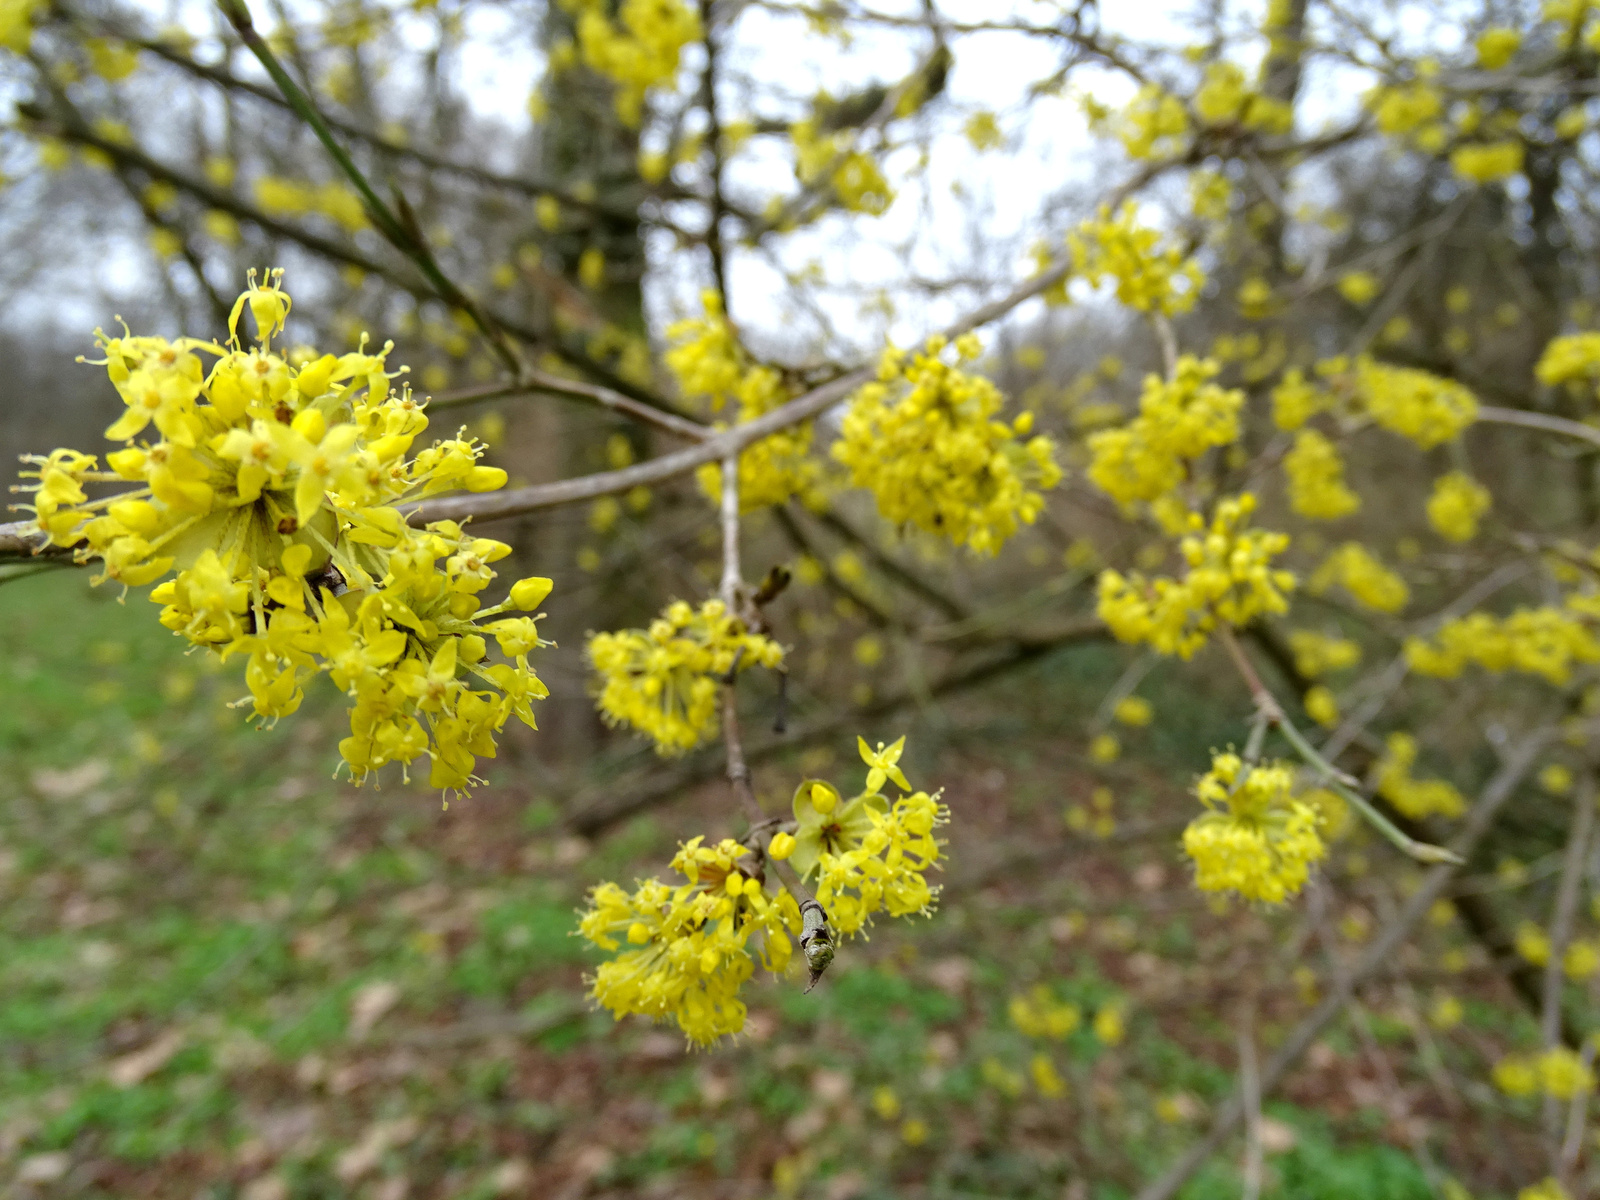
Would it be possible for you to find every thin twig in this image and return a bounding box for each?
[1218,628,1458,864]
[1238,1013,1263,1200]
[717,453,830,988]
[213,0,526,378]
[426,369,711,440]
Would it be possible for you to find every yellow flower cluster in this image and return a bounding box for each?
[1451,140,1524,183]
[791,119,895,216]
[1087,356,1243,517]
[1426,471,1491,542]
[1376,733,1465,820]
[1308,542,1410,613]
[253,176,368,234]
[587,598,784,756]
[665,293,824,511]
[12,273,549,796]
[1270,368,1332,431]
[562,0,700,126]
[1355,360,1478,449]
[1098,494,1295,659]
[1477,27,1522,69]
[778,736,949,936]
[1069,204,1205,315]
[1283,429,1360,520]
[1104,85,1190,160]
[1536,332,1600,394]
[833,335,1061,555]
[1,0,42,55]
[1182,753,1326,904]
[1405,606,1600,685]
[1009,985,1082,1039]
[1193,61,1293,134]
[1368,79,1445,149]
[578,835,802,1046]
[1493,1047,1595,1100]
[1288,629,1362,677]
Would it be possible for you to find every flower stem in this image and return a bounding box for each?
[1218,627,1460,865]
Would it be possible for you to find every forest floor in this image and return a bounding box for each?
[0,571,1556,1199]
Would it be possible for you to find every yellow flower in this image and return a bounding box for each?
[1088,356,1242,511]
[1492,1054,1538,1097]
[1098,494,1295,659]
[1405,607,1600,685]
[578,835,800,1046]
[1270,368,1330,432]
[587,598,784,756]
[1010,985,1082,1039]
[788,736,949,938]
[1515,920,1552,966]
[1283,429,1360,520]
[1182,754,1326,903]
[1539,1047,1595,1098]
[1304,685,1339,728]
[1089,732,1121,763]
[1428,993,1463,1030]
[1376,733,1465,820]
[1563,938,1599,979]
[13,271,546,798]
[1540,764,1574,796]
[571,0,700,126]
[834,336,1061,554]
[1309,543,1409,613]
[1030,1053,1067,1098]
[1288,629,1361,677]
[1092,1005,1126,1046]
[1355,360,1478,449]
[1337,272,1379,305]
[1113,696,1153,726]
[1476,27,1521,69]
[1537,332,1600,393]
[872,1085,900,1120]
[1070,203,1204,315]
[1426,472,1491,542]
[1452,141,1524,184]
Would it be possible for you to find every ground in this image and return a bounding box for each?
[0,570,1551,1198]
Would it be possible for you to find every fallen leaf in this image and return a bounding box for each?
[349,980,401,1040]
[31,761,109,800]
[108,1030,184,1088]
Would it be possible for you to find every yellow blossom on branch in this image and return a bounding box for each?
[1288,629,1362,677]
[1354,360,1478,449]
[1308,542,1410,613]
[586,598,784,756]
[10,271,548,797]
[564,0,700,126]
[1182,753,1325,903]
[1404,606,1600,685]
[1087,356,1242,515]
[833,335,1061,555]
[1283,428,1360,520]
[786,736,949,937]
[578,835,800,1045]
[1426,471,1491,542]
[1097,494,1295,659]
[667,292,824,511]
[1376,733,1465,820]
[1069,203,1205,315]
